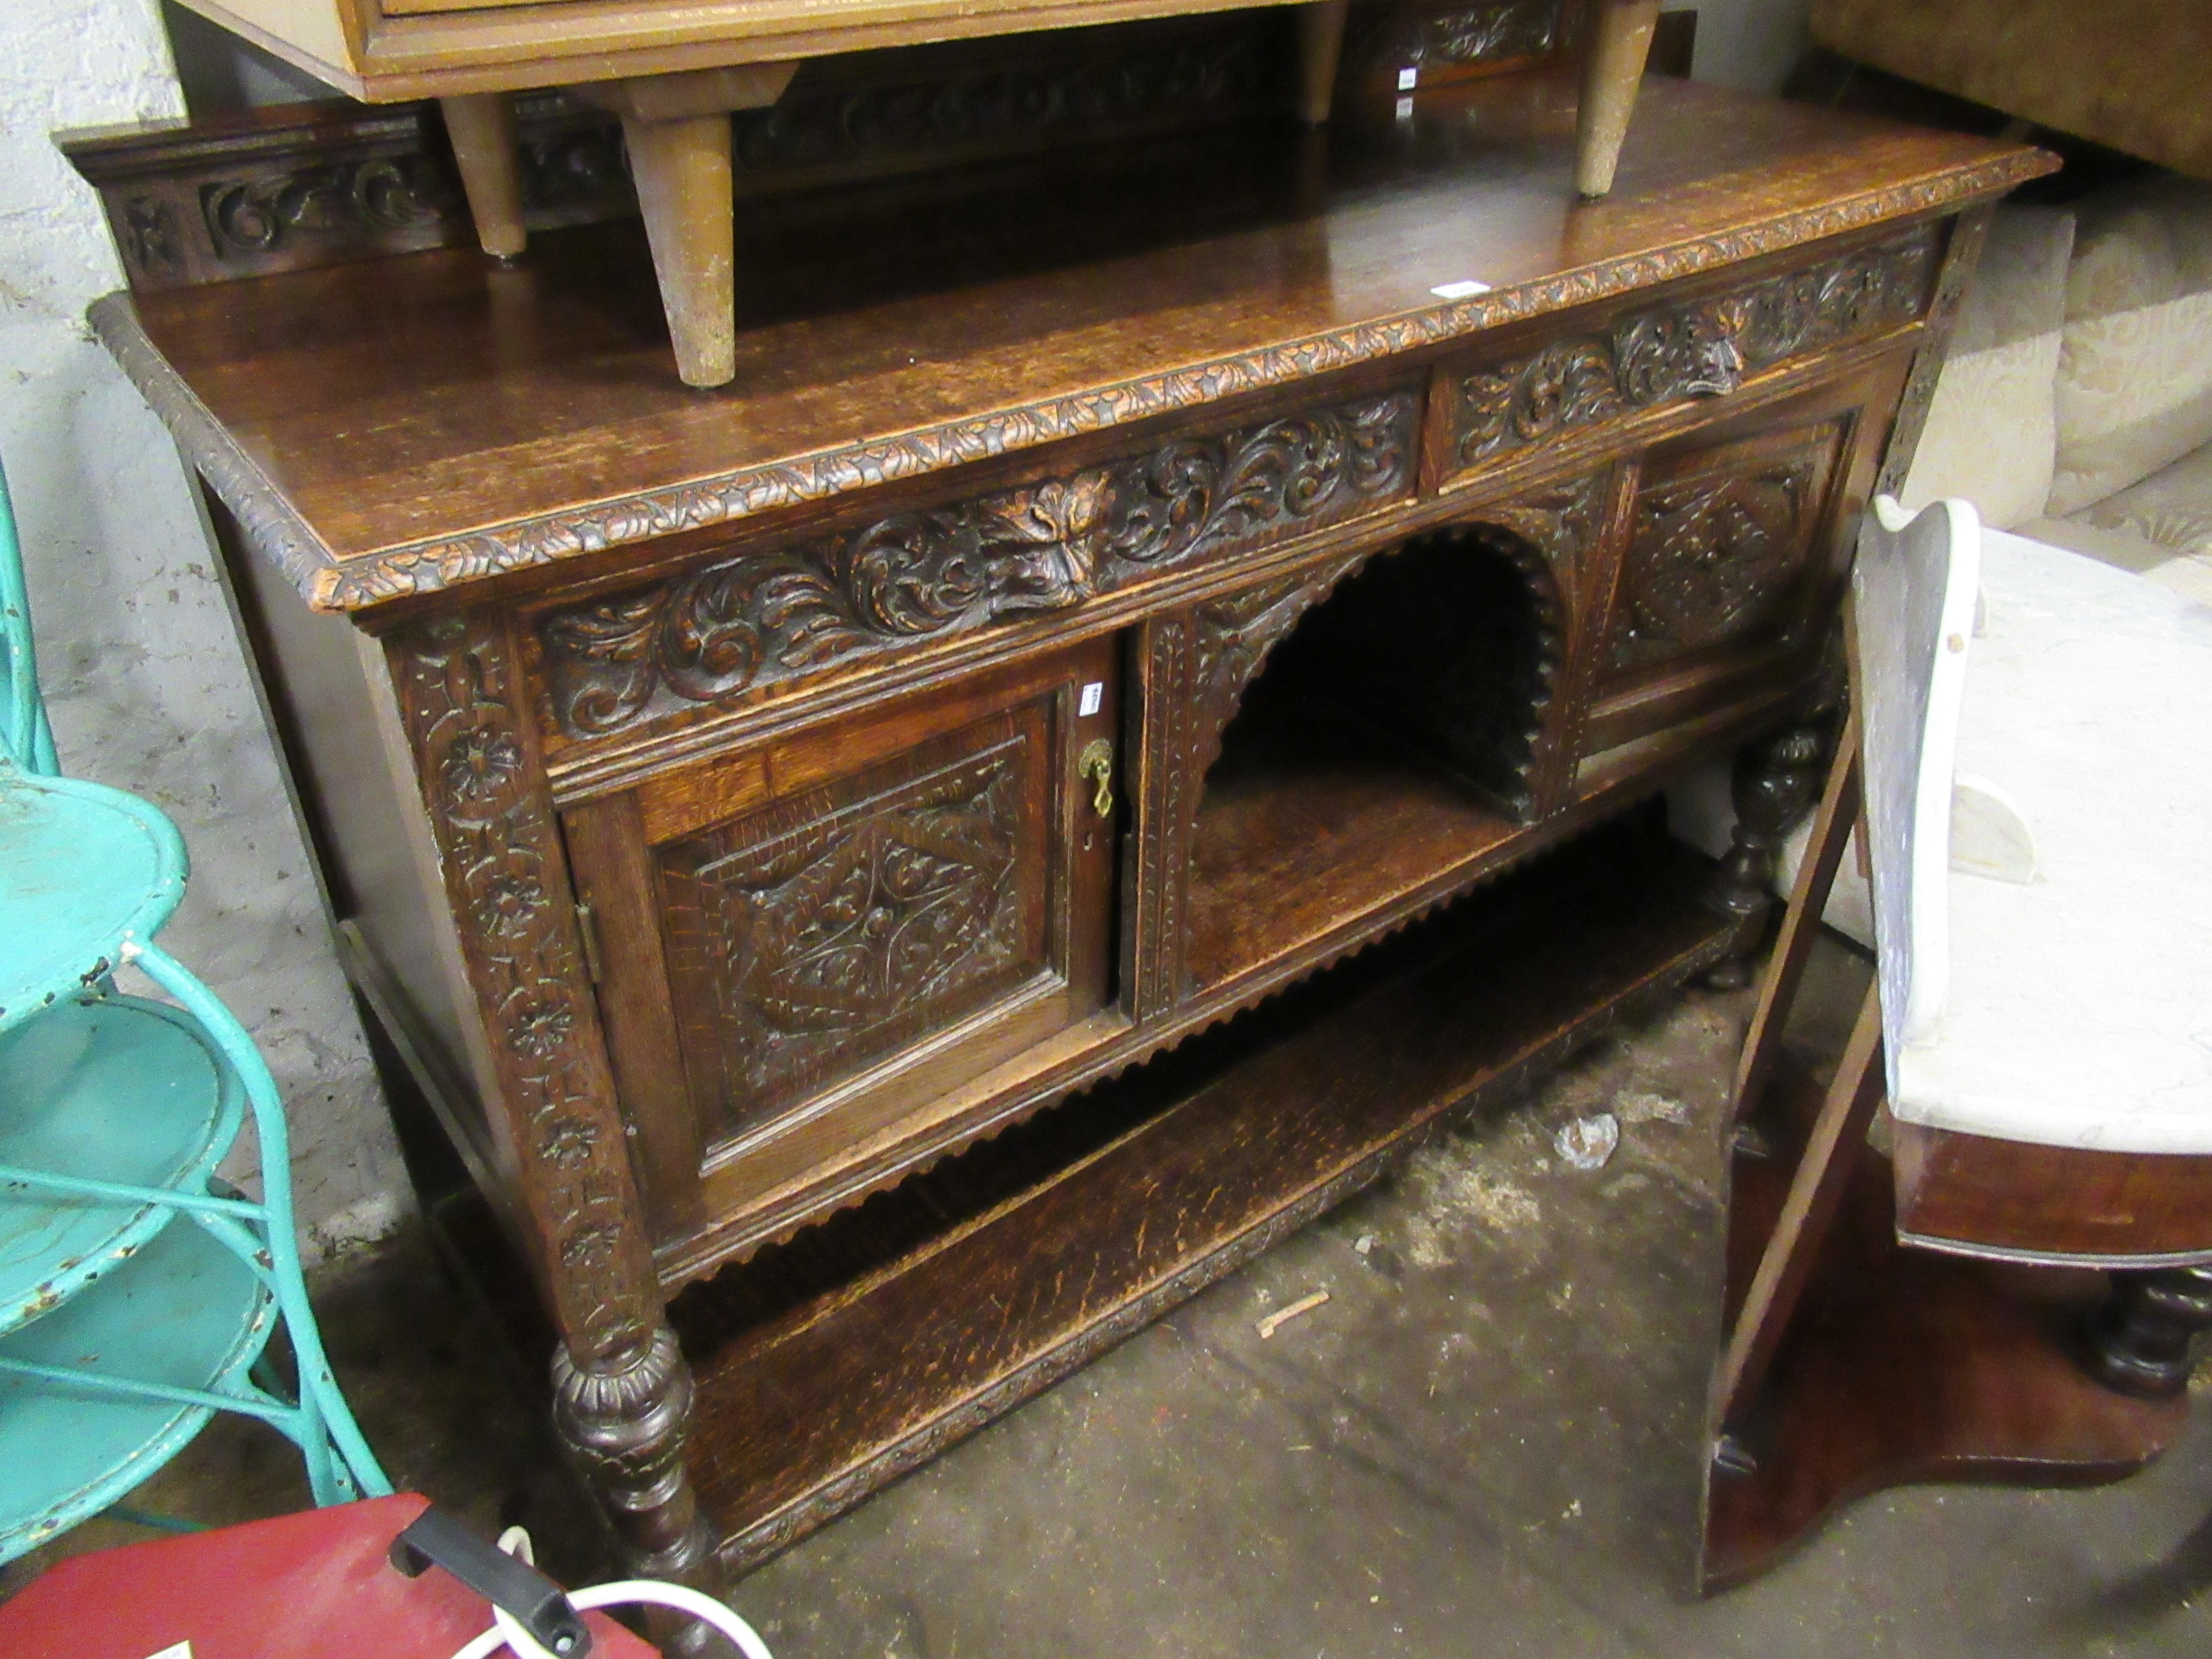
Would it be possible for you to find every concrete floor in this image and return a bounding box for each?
[8,940,2210,1656]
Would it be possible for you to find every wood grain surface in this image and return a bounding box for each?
[667,815,1732,1569]
[90,71,2046,610]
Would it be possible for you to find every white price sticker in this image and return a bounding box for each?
[1078,681,1105,717]
[1429,279,1493,301]
[1397,67,1419,90]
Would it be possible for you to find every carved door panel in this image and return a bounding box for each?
[1579,359,1904,760]
[563,638,1120,1257]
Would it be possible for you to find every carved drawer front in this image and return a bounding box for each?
[532,384,1420,753]
[561,638,1119,1257]
[1437,224,1937,492]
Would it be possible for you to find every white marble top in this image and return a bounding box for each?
[1893,529,2212,1152]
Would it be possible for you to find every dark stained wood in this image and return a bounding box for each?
[2085,1269,2212,1399]
[1699,1054,2188,1594]
[91,64,2049,1589]
[1710,983,1886,1431]
[1895,1123,2212,1266]
[565,637,1123,1260]
[1726,707,1862,1123]
[670,817,1734,1569]
[88,71,2046,610]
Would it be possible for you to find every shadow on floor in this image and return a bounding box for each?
[6,937,2208,1658]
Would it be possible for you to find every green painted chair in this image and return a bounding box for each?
[0,460,390,1565]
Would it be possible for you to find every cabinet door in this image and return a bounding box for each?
[564,638,1120,1259]
[1578,359,1903,759]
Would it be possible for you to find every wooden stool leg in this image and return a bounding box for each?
[1575,0,1662,197]
[440,93,528,261]
[1296,0,1351,124]
[2085,1266,2212,1399]
[623,111,737,390]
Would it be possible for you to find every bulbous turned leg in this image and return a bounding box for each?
[554,1323,725,1653]
[1703,719,1830,989]
[2084,1266,2212,1399]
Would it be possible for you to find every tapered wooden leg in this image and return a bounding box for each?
[1703,717,1831,989]
[623,112,737,389]
[1296,0,1351,125]
[1575,0,1661,197]
[2085,1267,2212,1399]
[441,93,528,261]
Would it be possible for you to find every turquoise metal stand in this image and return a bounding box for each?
[0,459,390,1565]
[0,462,58,776]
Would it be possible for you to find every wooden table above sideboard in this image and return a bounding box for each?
[81,66,2046,1603]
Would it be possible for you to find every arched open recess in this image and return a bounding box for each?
[1181,523,1568,992]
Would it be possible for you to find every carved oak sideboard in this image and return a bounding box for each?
[79,54,2044,1595]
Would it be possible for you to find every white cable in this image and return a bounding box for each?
[446,1528,776,1659]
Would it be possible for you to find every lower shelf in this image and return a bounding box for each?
[1700,1063,2187,1592]
[666,816,1733,1572]
[0,1211,275,1563]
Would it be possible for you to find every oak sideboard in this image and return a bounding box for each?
[75,42,2044,1601]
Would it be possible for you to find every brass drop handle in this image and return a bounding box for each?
[1077,738,1115,819]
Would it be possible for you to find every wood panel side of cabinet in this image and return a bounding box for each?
[201,486,522,1225]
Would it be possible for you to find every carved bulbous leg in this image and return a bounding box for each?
[554,1324,724,1650]
[2084,1267,2212,1399]
[1703,719,1830,989]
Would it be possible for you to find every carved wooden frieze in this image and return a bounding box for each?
[657,737,1038,1134]
[1477,468,1611,607]
[538,390,1417,742]
[1448,226,1938,476]
[1608,456,1825,672]
[387,614,657,1364]
[1189,553,1371,779]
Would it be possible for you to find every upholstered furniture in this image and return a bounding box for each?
[1809,0,2212,183]
[1700,501,2212,1588]
[1903,179,2212,609]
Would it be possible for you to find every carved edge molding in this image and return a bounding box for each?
[91,153,2048,615]
[89,293,338,610]
[386,611,660,1365]
[1877,205,1993,500]
[1448,224,1941,473]
[1478,467,1608,813]
[536,390,1418,742]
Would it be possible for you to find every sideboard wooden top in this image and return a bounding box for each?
[93,71,2047,614]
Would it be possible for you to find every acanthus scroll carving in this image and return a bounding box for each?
[538,391,1418,741]
[389,614,653,1364]
[1453,226,1938,469]
[1609,457,1822,671]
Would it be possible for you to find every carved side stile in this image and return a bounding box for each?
[386,611,716,1583]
